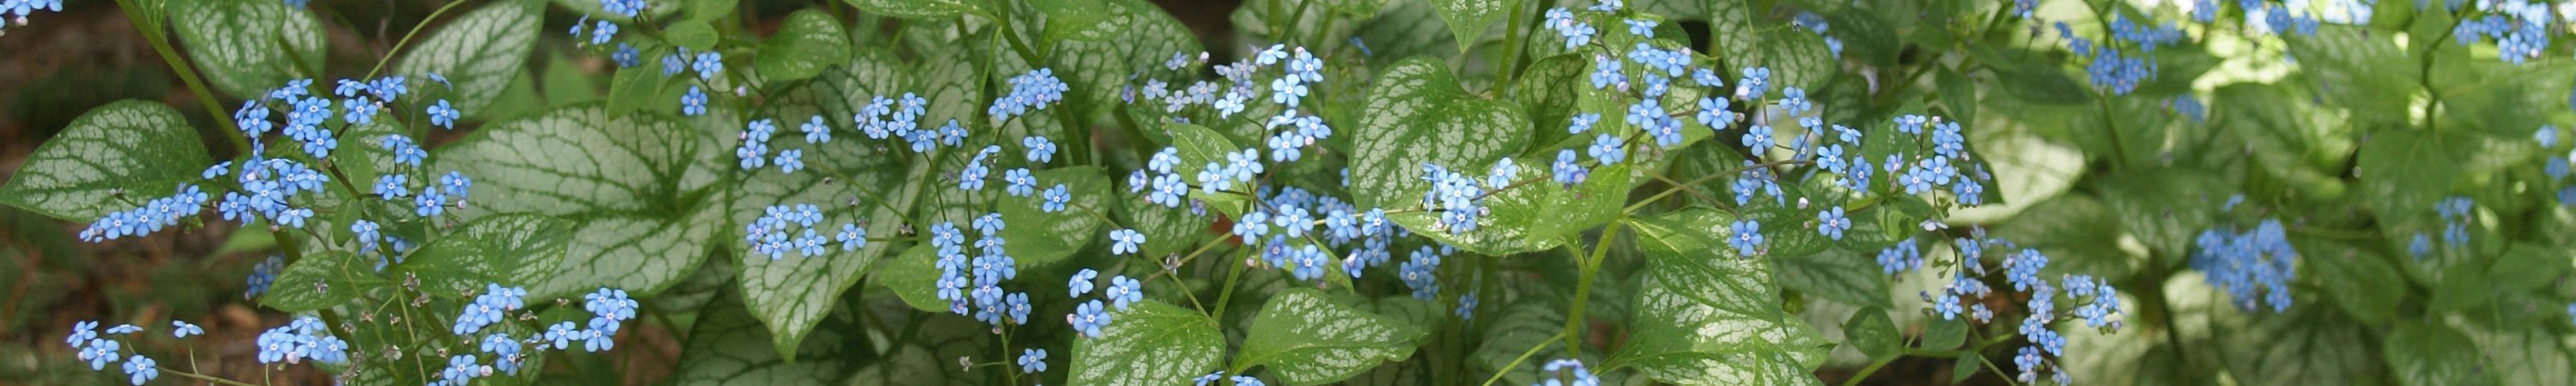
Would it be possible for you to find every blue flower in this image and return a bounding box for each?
[1780,87,1810,115]
[1817,207,1849,240]
[543,322,578,350]
[836,223,867,252]
[1109,229,1144,255]
[590,20,619,45]
[1042,184,1071,212]
[1552,149,1589,186]
[1588,134,1625,164]
[1568,112,1601,134]
[1735,67,1771,99]
[383,135,428,166]
[1232,376,1268,386]
[170,321,203,339]
[775,148,804,174]
[339,97,380,126]
[1589,55,1625,90]
[1625,19,1657,36]
[426,100,459,129]
[2408,232,2431,258]
[681,87,708,116]
[1727,220,1763,256]
[1695,97,1732,129]
[416,190,447,217]
[1018,348,1048,373]
[66,321,98,348]
[1085,274,1137,312]
[120,354,157,384]
[1815,145,1846,174]
[1024,136,1056,163]
[1742,124,1772,151]
[1005,168,1036,197]
[1071,299,1112,338]
[693,52,725,80]
[440,171,473,201]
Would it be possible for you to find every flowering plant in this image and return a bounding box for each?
[6,0,2575,385]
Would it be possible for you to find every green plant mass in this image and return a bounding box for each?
[6,0,2576,385]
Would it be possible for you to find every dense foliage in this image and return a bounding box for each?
[8,0,2576,384]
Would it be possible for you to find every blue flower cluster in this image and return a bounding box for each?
[2452,0,2558,64]
[67,320,177,384]
[2541,126,2576,206]
[2189,219,2297,312]
[1791,12,1845,58]
[989,68,1069,124]
[740,204,865,260]
[453,283,526,335]
[1,0,63,28]
[926,214,1035,328]
[1419,162,1496,233]
[76,185,206,243]
[1193,371,1268,386]
[2055,21,2157,96]
[254,316,349,365]
[1534,358,1601,386]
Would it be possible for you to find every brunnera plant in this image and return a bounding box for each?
[6,0,2574,385]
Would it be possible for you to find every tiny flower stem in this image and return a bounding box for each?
[158,368,265,386]
[1477,329,1569,386]
[363,0,480,81]
[113,0,248,153]
[1562,220,1619,359]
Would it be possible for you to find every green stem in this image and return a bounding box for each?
[158,368,264,386]
[1209,247,1250,320]
[1563,220,1621,359]
[363,0,479,81]
[116,0,247,153]
[1839,356,1896,386]
[1479,330,1570,386]
[1494,0,1530,95]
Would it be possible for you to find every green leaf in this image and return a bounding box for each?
[1935,69,1977,128]
[2385,323,2494,386]
[1431,0,1504,51]
[1236,288,1427,385]
[1069,300,1226,386]
[1917,317,1965,350]
[665,293,863,384]
[686,0,739,21]
[2281,26,2415,128]
[430,105,720,299]
[402,214,574,296]
[873,246,945,312]
[843,0,990,19]
[2304,238,2407,321]
[666,21,720,51]
[171,0,325,99]
[2356,130,2462,220]
[1513,54,1591,151]
[1706,0,1838,93]
[0,100,212,221]
[994,166,1112,268]
[605,64,676,117]
[398,0,541,117]
[1613,209,1832,385]
[755,9,854,81]
[1034,0,1115,41]
[1045,0,1198,123]
[1349,57,1532,210]
[1841,307,1899,360]
[1385,162,1629,256]
[1771,248,1893,308]
[2093,168,2231,256]
[258,250,385,312]
[2216,306,2384,386]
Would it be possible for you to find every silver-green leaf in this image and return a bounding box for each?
[0,100,213,221]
